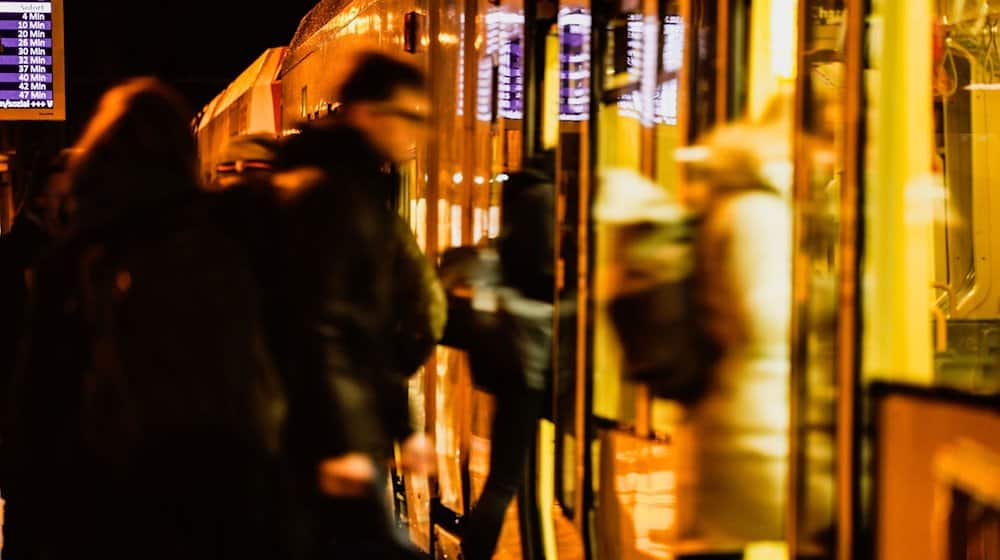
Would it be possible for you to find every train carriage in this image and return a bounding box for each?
[195,47,286,186]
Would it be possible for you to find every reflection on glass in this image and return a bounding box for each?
[559,7,591,121]
[929,2,1000,393]
[791,2,846,557]
[655,15,684,126]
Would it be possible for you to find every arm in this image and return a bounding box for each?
[286,187,390,464]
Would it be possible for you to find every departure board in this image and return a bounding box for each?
[0,1,64,121]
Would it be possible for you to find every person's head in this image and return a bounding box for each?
[67,77,195,216]
[499,169,556,302]
[678,119,791,209]
[335,51,430,163]
[213,134,280,189]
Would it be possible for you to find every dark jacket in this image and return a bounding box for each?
[3,176,288,560]
[0,210,51,411]
[274,123,445,466]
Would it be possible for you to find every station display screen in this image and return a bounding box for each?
[0,1,64,121]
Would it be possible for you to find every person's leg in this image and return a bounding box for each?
[460,388,545,560]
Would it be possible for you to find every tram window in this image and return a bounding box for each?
[863,0,1000,403]
[937,52,975,308]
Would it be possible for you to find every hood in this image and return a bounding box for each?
[278,123,386,176]
[277,122,398,208]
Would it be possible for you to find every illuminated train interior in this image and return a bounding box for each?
[196,0,1000,559]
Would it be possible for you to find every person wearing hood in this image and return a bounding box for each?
[272,50,445,559]
[673,108,793,551]
[436,161,557,560]
[3,77,288,560]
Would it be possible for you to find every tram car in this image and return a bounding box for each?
[195,1,1000,559]
[195,47,286,186]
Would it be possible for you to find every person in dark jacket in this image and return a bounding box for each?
[3,77,288,560]
[437,164,556,560]
[271,51,444,558]
[0,149,69,411]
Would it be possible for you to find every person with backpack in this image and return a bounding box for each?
[437,162,556,560]
[674,114,793,550]
[3,77,288,560]
[268,50,444,559]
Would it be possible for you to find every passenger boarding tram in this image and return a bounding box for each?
[196,0,1000,558]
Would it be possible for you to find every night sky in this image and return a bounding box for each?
[64,1,320,136]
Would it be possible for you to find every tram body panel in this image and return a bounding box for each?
[196,48,286,185]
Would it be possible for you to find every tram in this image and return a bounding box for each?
[197,0,1000,559]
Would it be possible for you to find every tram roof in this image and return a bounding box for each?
[197,47,287,133]
[282,0,354,74]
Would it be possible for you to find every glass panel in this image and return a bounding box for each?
[553,2,591,519]
[862,0,1000,395]
[593,4,645,426]
[861,0,1000,555]
[931,1,1000,392]
[791,1,847,557]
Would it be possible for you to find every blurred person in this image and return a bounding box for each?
[271,50,444,559]
[673,102,793,550]
[3,78,288,560]
[0,149,70,408]
[211,133,280,190]
[437,160,556,560]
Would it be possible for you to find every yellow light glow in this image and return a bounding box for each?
[771,0,798,80]
[438,32,460,46]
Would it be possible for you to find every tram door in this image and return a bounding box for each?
[788,1,851,559]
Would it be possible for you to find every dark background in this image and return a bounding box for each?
[64,1,319,136]
[2,1,321,198]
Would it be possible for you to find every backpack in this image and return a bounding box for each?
[604,212,723,405]
[72,196,285,464]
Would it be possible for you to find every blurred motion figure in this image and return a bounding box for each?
[676,109,793,549]
[272,50,444,559]
[437,162,556,560]
[3,78,288,560]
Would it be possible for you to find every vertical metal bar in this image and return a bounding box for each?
[716,0,731,121]
[460,0,479,515]
[524,0,539,163]
[838,0,864,557]
[425,0,443,487]
[576,126,593,553]
[788,0,810,554]
[678,0,693,151]
[634,0,660,440]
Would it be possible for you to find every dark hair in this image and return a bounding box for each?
[338,51,426,105]
[67,78,196,217]
[499,169,556,302]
